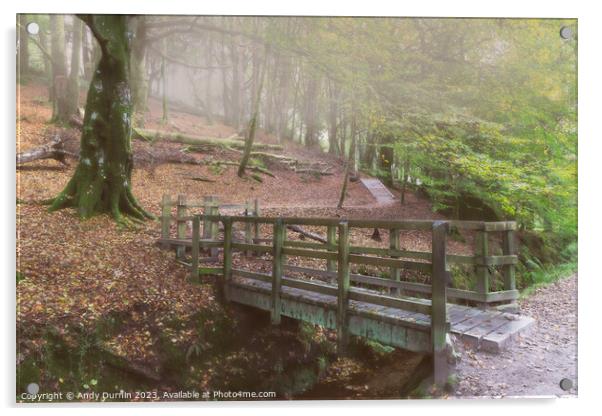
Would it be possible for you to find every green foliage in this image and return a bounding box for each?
[282,17,577,265]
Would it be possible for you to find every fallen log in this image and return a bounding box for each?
[205,160,276,178]
[293,168,334,176]
[16,135,77,166]
[133,128,283,151]
[286,224,328,244]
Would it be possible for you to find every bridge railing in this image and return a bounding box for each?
[159,194,518,307]
[183,214,450,383]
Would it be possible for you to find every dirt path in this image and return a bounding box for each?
[453,274,577,398]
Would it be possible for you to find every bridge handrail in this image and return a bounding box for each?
[160,194,518,306]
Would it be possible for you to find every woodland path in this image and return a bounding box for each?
[452,274,577,398]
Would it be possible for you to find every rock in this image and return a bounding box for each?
[446,334,461,365]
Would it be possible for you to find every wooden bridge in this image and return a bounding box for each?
[158,195,534,385]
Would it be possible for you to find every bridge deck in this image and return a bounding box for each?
[228,276,534,353]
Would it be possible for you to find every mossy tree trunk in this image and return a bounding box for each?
[50,15,152,224]
[237,45,269,177]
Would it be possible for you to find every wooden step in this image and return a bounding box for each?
[360,178,396,204]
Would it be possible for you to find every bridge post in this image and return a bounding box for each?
[245,200,253,256]
[222,217,233,302]
[337,221,350,354]
[202,196,212,240]
[190,215,200,280]
[326,225,337,273]
[176,194,187,259]
[271,218,285,325]
[475,230,491,307]
[160,194,172,248]
[209,196,219,260]
[502,229,517,291]
[389,228,401,296]
[253,198,261,243]
[432,221,449,386]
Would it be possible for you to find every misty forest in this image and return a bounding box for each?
[17,15,577,400]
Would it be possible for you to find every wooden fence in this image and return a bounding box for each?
[160,194,519,307]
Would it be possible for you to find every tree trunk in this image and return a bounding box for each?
[66,18,82,117]
[160,38,168,124]
[204,35,214,125]
[401,157,409,204]
[337,117,357,209]
[238,45,269,177]
[50,15,152,223]
[37,23,53,101]
[229,31,241,130]
[327,80,339,155]
[18,15,29,77]
[303,72,320,148]
[50,15,70,123]
[130,16,148,127]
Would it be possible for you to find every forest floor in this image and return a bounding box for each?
[16,81,577,399]
[453,274,578,398]
[17,82,456,398]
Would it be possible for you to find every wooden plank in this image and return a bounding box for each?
[282,247,338,260]
[474,255,518,266]
[347,219,434,230]
[193,215,516,232]
[480,316,535,352]
[348,254,432,273]
[158,238,222,248]
[447,288,487,303]
[190,216,200,280]
[282,217,339,226]
[484,290,519,303]
[217,203,246,210]
[222,218,233,301]
[231,243,272,254]
[431,221,449,386]
[232,268,271,283]
[452,310,495,333]
[271,219,285,325]
[284,240,333,250]
[281,276,338,297]
[484,221,517,232]
[461,312,513,348]
[176,194,187,259]
[349,245,432,260]
[284,265,334,279]
[337,221,350,354]
[326,225,337,273]
[448,305,483,325]
[502,230,517,291]
[348,289,431,315]
[283,265,488,303]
